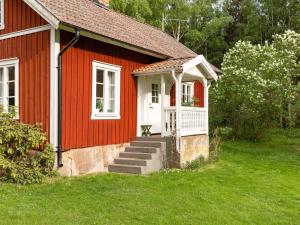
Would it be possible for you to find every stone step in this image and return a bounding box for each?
[114,158,148,166]
[130,141,162,148]
[119,152,152,160]
[125,146,157,154]
[108,164,143,174]
[135,136,166,142]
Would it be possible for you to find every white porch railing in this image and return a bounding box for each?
[163,106,208,136]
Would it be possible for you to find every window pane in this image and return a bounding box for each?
[8,82,15,96]
[8,67,15,81]
[8,97,15,106]
[187,85,191,94]
[108,71,115,84]
[109,86,115,99]
[108,99,115,113]
[96,99,104,112]
[182,85,186,94]
[96,70,104,83]
[0,68,3,82]
[0,83,2,99]
[96,84,103,98]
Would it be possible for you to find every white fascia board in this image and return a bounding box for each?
[133,69,181,76]
[182,55,218,81]
[0,24,51,40]
[60,24,168,60]
[23,0,60,29]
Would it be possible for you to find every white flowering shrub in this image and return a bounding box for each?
[210,31,300,140]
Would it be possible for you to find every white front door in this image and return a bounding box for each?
[147,79,161,134]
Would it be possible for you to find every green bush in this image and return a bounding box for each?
[185,156,206,170]
[0,111,55,184]
[210,31,300,140]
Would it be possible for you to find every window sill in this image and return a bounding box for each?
[91,114,120,120]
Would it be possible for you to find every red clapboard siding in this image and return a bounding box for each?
[0,30,51,135]
[61,31,156,150]
[170,81,204,107]
[0,0,48,35]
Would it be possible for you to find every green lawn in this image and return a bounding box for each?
[0,129,299,225]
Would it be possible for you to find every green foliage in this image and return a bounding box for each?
[185,155,206,170]
[110,0,300,67]
[0,111,55,184]
[208,128,222,163]
[211,31,300,140]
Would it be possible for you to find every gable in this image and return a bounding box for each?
[0,0,48,35]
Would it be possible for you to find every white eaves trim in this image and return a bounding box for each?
[0,24,51,41]
[182,55,218,81]
[23,0,60,29]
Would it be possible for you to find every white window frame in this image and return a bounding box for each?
[0,0,4,30]
[182,82,194,104]
[0,58,19,119]
[91,61,121,120]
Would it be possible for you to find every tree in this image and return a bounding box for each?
[184,0,232,65]
[210,31,300,140]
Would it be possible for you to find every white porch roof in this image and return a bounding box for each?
[133,55,220,81]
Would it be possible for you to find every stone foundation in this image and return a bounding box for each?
[164,134,209,168]
[180,135,209,166]
[58,143,129,176]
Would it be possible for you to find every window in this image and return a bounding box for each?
[151,83,159,103]
[182,82,194,104]
[0,58,19,116]
[91,61,121,120]
[0,0,4,30]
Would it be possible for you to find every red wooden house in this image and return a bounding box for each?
[0,0,218,175]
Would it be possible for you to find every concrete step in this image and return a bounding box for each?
[130,141,162,148]
[135,136,166,142]
[125,146,157,154]
[114,158,148,166]
[108,164,143,174]
[119,152,152,160]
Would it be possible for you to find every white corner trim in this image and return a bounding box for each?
[0,0,4,30]
[49,28,60,148]
[0,25,51,41]
[23,0,59,29]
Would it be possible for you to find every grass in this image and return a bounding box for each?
[0,129,299,225]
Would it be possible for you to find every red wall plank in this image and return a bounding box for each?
[0,30,51,135]
[0,0,48,35]
[170,81,205,107]
[61,31,156,150]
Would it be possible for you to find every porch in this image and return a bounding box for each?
[134,55,218,151]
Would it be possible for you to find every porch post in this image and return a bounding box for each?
[160,74,166,137]
[203,78,209,134]
[173,70,183,151]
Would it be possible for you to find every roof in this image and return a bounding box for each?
[133,57,222,75]
[133,57,194,74]
[32,0,197,58]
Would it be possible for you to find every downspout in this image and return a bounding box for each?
[57,28,80,167]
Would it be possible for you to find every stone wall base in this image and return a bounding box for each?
[58,143,129,176]
[180,135,209,167]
